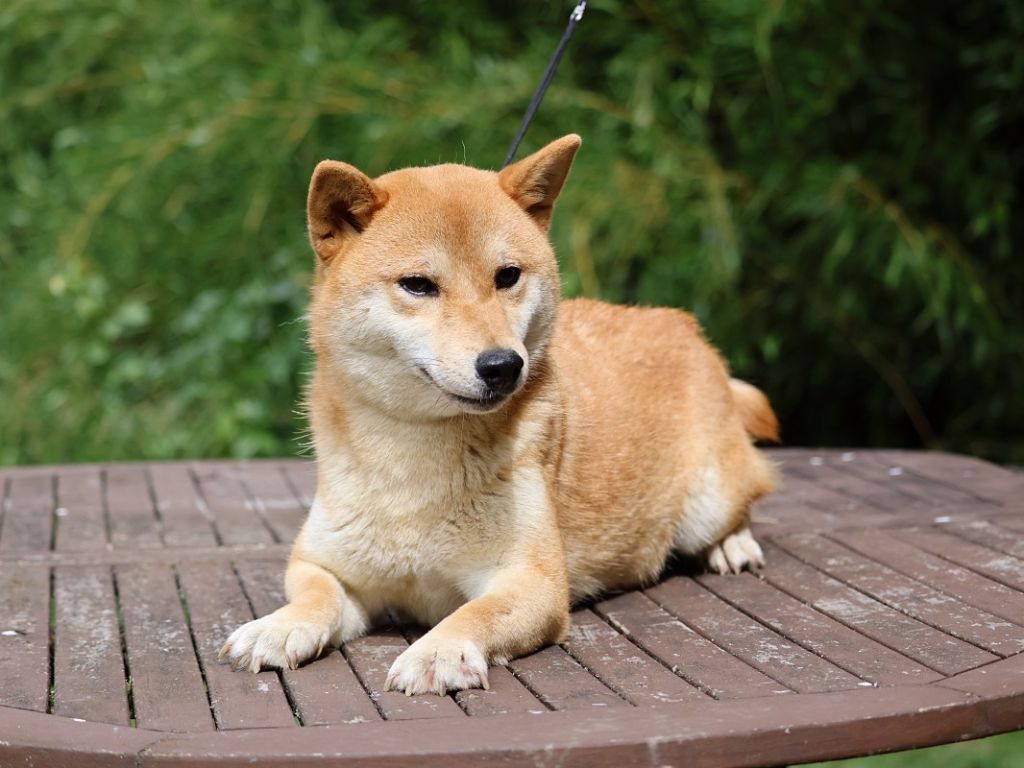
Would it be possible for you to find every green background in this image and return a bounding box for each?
[1,0,1021,467]
[2,2,1022,763]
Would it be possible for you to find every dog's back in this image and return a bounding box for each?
[549,298,777,598]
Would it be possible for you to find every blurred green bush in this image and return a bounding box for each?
[1,0,1021,466]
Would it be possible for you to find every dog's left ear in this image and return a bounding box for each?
[499,134,581,231]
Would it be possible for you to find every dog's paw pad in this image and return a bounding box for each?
[384,638,489,696]
[705,527,764,574]
[219,609,330,673]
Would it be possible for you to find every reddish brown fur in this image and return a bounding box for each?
[220,135,779,694]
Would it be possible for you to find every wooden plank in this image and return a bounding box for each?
[892,527,1024,592]
[0,543,291,569]
[54,470,107,551]
[1,474,53,552]
[877,450,1024,505]
[52,566,129,725]
[507,643,628,712]
[562,608,706,705]
[779,455,910,513]
[946,520,1024,559]
[343,628,464,721]
[176,561,295,730]
[282,462,317,509]
[144,685,987,768]
[105,466,161,549]
[192,466,274,547]
[149,465,217,548]
[774,533,1024,656]
[827,451,983,508]
[0,566,50,710]
[758,542,996,675]
[698,572,941,686]
[647,577,863,694]
[233,558,382,726]
[832,528,1024,625]
[235,464,307,543]
[115,562,214,732]
[594,591,788,700]
[453,665,546,717]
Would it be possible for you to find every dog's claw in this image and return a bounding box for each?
[217,642,232,661]
[286,649,299,670]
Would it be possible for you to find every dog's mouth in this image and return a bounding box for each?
[416,366,509,412]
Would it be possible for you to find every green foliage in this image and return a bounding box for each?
[1,0,1022,465]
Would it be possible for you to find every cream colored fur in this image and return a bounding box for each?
[220,135,778,695]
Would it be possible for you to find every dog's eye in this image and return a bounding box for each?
[398,276,439,297]
[495,266,521,290]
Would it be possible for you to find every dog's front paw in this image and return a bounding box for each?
[219,607,331,673]
[705,526,765,575]
[384,636,489,696]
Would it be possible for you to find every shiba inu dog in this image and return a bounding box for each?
[220,134,778,695]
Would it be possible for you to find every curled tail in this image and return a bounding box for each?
[729,378,780,443]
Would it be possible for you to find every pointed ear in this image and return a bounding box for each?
[498,134,581,231]
[306,160,388,262]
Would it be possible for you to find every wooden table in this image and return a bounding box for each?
[0,449,1022,767]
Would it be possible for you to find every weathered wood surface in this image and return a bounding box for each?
[0,449,1021,767]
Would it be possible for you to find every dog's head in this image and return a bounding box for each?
[306,135,580,419]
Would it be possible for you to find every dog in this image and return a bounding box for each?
[219,134,778,695]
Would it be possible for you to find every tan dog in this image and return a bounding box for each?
[220,135,778,695]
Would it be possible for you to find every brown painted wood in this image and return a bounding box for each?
[234,463,308,543]
[149,465,218,548]
[0,565,50,711]
[698,571,941,686]
[106,466,162,549]
[1,450,1023,767]
[53,566,129,725]
[54,470,107,551]
[892,527,1024,592]
[115,562,214,732]
[232,558,383,726]
[137,686,992,768]
[647,576,863,694]
[342,628,464,721]
[877,450,1024,505]
[191,466,275,546]
[1,473,53,552]
[840,452,990,508]
[453,665,547,717]
[831,528,1024,625]
[758,542,996,674]
[0,542,291,568]
[773,533,1024,656]
[594,590,788,700]
[562,607,706,705]
[175,561,296,730]
[283,462,317,509]
[507,643,629,712]
[946,519,1024,559]
[779,454,915,513]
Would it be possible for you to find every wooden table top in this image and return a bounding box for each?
[0,449,1022,767]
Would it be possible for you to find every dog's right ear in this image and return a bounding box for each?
[306,161,388,262]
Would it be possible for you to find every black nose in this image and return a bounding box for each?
[475,349,524,394]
